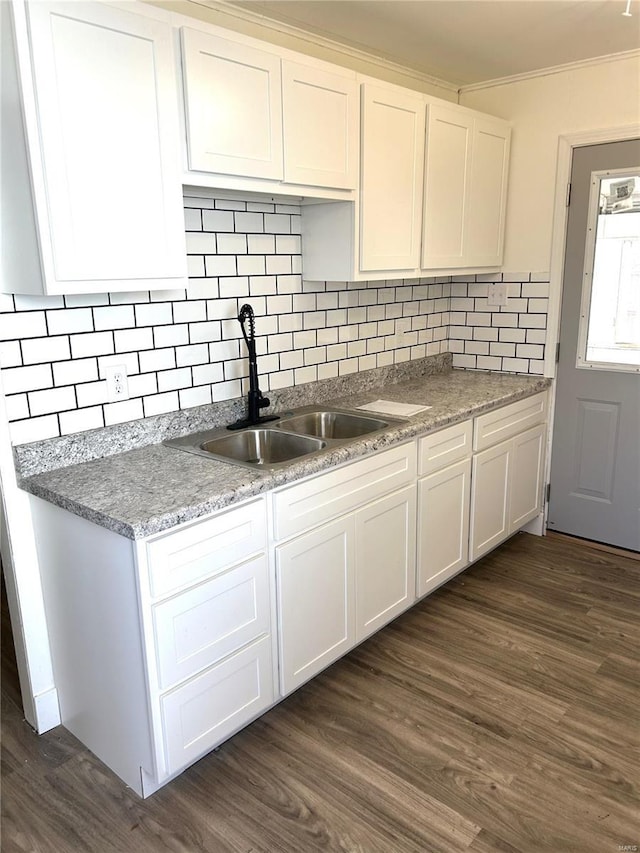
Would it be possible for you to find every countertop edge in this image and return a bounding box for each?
[21,375,552,540]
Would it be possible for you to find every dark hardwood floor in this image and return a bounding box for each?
[2,533,638,852]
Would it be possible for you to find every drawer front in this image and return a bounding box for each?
[146,499,266,599]
[473,392,547,452]
[273,442,416,541]
[153,554,270,690]
[161,636,274,776]
[418,420,472,476]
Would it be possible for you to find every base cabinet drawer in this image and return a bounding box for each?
[474,391,547,452]
[152,554,270,690]
[161,636,274,776]
[418,420,472,476]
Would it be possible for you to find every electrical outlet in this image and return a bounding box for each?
[105,365,129,402]
[487,284,508,307]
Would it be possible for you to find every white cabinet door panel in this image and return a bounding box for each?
[422,104,473,268]
[356,485,416,640]
[418,458,471,597]
[181,28,283,179]
[282,61,358,189]
[360,84,425,271]
[470,439,511,561]
[466,117,511,267]
[25,2,186,287]
[509,424,546,532]
[277,516,356,695]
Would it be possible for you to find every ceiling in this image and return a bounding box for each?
[224,0,640,87]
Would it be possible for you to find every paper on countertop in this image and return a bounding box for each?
[356,399,432,417]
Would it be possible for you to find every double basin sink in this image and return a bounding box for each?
[165,406,404,471]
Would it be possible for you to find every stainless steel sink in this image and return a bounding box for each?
[201,429,325,468]
[276,410,390,439]
[164,406,405,470]
[165,427,326,470]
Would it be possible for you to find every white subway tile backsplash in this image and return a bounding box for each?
[10,414,59,445]
[47,308,93,335]
[153,324,189,348]
[28,386,76,416]
[59,406,105,436]
[135,303,173,327]
[157,367,192,393]
[0,341,22,368]
[139,348,176,373]
[21,336,70,365]
[2,364,53,394]
[93,305,135,331]
[143,391,179,417]
[114,327,154,353]
[0,196,546,441]
[0,311,47,340]
[104,398,144,426]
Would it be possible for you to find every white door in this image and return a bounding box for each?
[422,104,472,269]
[181,28,283,180]
[417,458,471,597]
[24,1,186,290]
[549,140,640,551]
[360,83,425,271]
[276,517,356,695]
[282,61,358,189]
[355,486,416,640]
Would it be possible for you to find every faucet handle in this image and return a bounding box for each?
[258,393,270,410]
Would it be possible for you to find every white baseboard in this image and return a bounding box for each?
[523,513,545,536]
[33,687,60,733]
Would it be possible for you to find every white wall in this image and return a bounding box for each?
[460,55,640,273]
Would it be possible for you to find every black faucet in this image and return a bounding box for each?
[228,304,279,430]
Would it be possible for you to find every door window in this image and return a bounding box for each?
[576,169,640,372]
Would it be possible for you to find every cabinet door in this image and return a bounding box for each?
[465,117,511,267]
[470,439,511,561]
[23,2,186,291]
[418,458,471,597]
[276,517,356,695]
[181,28,283,180]
[356,485,416,641]
[421,103,473,269]
[282,61,358,189]
[360,83,425,271]
[509,424,546,532]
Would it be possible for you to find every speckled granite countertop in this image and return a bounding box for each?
[20,367,550,540]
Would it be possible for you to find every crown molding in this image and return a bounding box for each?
[459,49,640,94]
[186,0,459,94]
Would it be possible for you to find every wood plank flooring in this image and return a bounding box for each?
[2,532,638,852]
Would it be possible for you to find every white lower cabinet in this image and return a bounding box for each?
[356,485,416,640]
[30,391,550,798]
[276,516,356,695]
[418,458,471,597]
[274,444,417,696]
[470,418,547,562]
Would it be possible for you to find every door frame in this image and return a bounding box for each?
[540,123,640,534]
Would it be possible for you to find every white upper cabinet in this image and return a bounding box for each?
[421,104,473,269]
[3,0,187,294]
[282,60,358,189]
[181,28,283,180]
[360,83,425,272]
[465,116,511,267]
[422,104,510,271]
